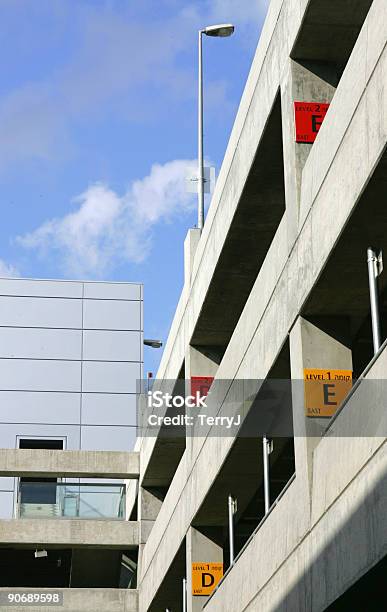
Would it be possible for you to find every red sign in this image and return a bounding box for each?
[191,377,214,404]
[294,102,330,143]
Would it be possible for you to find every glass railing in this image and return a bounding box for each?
[17,482,126,520]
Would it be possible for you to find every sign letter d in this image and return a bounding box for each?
[202,573,215,588]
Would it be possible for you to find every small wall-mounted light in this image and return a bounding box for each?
[34,549,48,559]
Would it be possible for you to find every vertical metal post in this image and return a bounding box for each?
[367,247,382,354]
[228,494,236,566]
[263,436,272,515]
[198,30,204,230]
[182,577,187,612]
[146,371,153,392]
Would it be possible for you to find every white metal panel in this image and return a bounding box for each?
[0,491,15,519]
[0,296,82,328]
[0,477,15,490]
[0,278,83,298]
[82,330,141,362]
[82,361,141,393]
[83,299,141,331]
[0,423,81,449]
[0,327,82,360]
[0,360,81,392]
[0,392,81,424]
[81,393,137,426]
[83,282,141,301]
[81,425,136,451]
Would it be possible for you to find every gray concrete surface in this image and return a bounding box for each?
[0,449,140,479]
[0,519,139,548]
[187,527,223,612]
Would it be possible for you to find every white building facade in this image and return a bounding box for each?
[0,277,143,518]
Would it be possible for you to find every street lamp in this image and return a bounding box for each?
[197,23,235,230]
[143,339,163,349]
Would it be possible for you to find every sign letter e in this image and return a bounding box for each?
[323,383,337,406]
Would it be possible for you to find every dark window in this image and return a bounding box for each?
[19,439,63,450]
[18,439,64,505]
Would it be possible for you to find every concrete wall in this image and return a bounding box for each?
[0,449,140,479]
[135,0,387,610]
[0,518,139,548]
[204,344,387,611]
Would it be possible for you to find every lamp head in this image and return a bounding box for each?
[203,24,235,37]
[144,339,163,349]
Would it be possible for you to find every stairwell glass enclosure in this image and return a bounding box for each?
[17,482,125,519]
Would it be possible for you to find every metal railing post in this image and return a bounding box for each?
[182,577,187,612]
[263,436,273,515]
[367,247,382,354]
[16,480,21,518]
[228,494,237,566]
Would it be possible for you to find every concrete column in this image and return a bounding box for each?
[138,486,163,543]
[185,345,219,465]
[186,527,223,612]
[138,486,163,578]
[185,228,201,287]
[281,59,337,249]
[185,346,218,379]
[289,317,353,501]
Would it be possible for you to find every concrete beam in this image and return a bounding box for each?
[139,487,163,545]
[0,449,140,479]
[0,589,138,612]
[0,519,139,548]
[184,228,201,287]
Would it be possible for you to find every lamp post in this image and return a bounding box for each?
[198,24,235,230]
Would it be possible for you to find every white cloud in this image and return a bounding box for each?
[17,159,197,278]
[0,259,20,278]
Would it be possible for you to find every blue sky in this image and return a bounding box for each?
[0,0,268,374]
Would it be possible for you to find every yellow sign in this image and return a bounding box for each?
[192,562,223,596]
[304,369,352,417]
